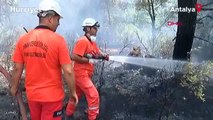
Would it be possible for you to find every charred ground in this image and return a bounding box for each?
[0,62,213,120]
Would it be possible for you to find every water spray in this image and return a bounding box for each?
[108,56,188,71]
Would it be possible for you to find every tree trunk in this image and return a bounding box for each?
[147,0,156,52]
[173,0,197,60]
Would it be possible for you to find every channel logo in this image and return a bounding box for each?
[10,6,38,14]
[167,21,183,26]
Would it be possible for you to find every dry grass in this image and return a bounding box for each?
[0,75,9,89]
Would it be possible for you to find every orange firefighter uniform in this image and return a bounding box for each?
[13,26,71,120]
[66,36,100,120]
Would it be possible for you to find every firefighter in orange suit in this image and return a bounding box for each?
[10,0,78,119]
[66,18,108,120]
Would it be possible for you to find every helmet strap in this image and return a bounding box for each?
[85,33,92,42]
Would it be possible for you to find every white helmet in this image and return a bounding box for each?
[38,0,62,18]
[82,18,100,27]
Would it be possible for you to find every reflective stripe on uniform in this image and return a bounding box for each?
[88,106,99,110]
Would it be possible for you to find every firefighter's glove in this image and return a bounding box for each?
[85,54,93,59]
[85,53,109,61]
[100,53,109,61]
[103,54,109,61]
[88,59,100,64]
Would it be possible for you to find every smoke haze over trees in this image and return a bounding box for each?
[1,0,212,61]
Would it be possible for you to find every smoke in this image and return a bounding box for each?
[9,0,104,37]
[191,0,213,62]
[6,0,212,61]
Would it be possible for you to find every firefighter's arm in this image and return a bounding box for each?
[72,53,100,64]
[10,63,24,96]
[95,44,109,61]
[61,64,78,105]
[72,53,90,63]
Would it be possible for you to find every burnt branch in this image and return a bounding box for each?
[202,8,213,11]
[194,36,213,45]
[172,37,176,41]
[202,2,213,7]
[196,15,213,23]
[135,30,149,53]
